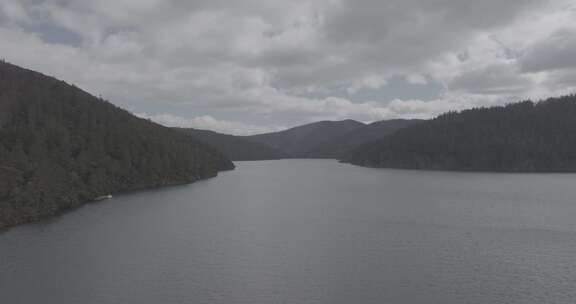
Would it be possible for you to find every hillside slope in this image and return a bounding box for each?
[0,61,234,228]
[344,95,576,172]
[177,128,287,161]
[306,119,423,158]
[245,119,365,157]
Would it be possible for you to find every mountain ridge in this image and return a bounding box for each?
[181,118,424,161]
[176,128,287,161]
[244,119,366,157]
[305,119,423,159]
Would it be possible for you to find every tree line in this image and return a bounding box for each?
[344,95,576,172]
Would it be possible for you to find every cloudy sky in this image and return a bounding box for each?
[1,0,575,134]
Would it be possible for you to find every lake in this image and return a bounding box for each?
[2,159,576,303]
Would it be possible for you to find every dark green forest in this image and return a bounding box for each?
[0,61,234,229]
[344,95,576,172]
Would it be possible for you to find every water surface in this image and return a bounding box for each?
[2,160,576,303]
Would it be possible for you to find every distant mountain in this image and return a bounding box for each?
[306,119,423,158]
[0,60,234,229]
[177,128,287,161]
[245,119,366,157]
[183,119,421,160]
[344,95,576,172]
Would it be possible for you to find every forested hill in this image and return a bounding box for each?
[245,119,366,157]
[0,60,234,229]
[305,119,423,158]
[176,128,287,161]
[344,95,576,172]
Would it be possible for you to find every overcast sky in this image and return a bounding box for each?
[1,0,575,134]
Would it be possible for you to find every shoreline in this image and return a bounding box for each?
[0,171,229,232]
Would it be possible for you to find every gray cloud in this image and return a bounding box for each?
[520,28,576,73]
[449,63,532,95]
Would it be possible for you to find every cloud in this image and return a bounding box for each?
[520,28,576,73]
[449,63,532,95]
[1,0,575,134]
[0,0,29,23]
